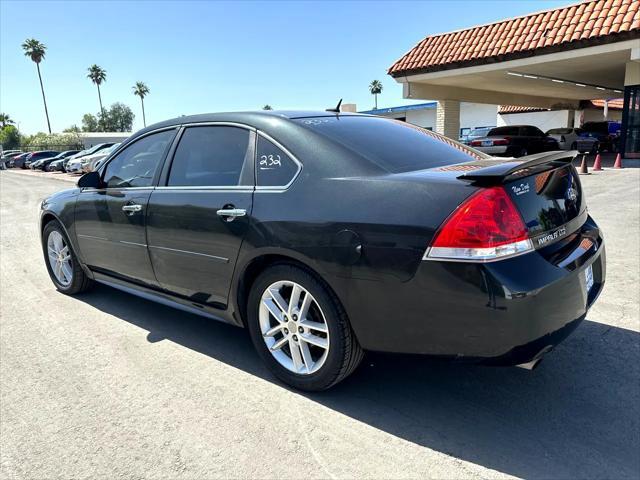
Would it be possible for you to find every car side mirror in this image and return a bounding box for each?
[77,171,102,189]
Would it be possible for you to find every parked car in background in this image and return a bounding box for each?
[460,126,493,145]
[470,125,559,157]
[579,121,621,152]
[1,150,22,159]
[40,111,604,391]
[65,143,115,173]
[545,127,583,150]
[42,150,80,171]
[48,158,67,172]
[10,152,33,168]
[26,151,59,169]
[1,151,23,167]
[81,143,121,173]
[576,136,600,154]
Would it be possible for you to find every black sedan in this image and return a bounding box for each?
[470,125,559,157]
[39,150,81,171]
[40,111,605,390]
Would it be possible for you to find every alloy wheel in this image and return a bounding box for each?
[259,280,330,375]
[47,230,73,287]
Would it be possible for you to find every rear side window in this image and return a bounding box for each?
[295,116,488,173]
[168,126,251,187]
[547,128,572,134]
[256,135,300,187]
[103,129,175,188]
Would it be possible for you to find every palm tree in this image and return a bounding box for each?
[369,80,383,109]
[132,81,150,127]
[262,104,273,110]
[87,64,107,129]
[0,113,15,128]
[21,39,51,134]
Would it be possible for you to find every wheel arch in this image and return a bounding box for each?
[40,211,64,239]
[40,210,93,279]
[233,252,342,329]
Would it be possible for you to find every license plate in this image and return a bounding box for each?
[584,264,594,294]
[482,140,493,147]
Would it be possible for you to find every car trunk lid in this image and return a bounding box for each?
[456,151,585,247]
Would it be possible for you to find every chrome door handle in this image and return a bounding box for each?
[122,204,143,214]
[216,208,246,221]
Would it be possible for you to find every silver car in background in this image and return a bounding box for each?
[545,127,583,150]
[81,143,121,173]
[65,143,116,173]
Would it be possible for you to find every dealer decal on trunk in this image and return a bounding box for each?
[511,182,530,196]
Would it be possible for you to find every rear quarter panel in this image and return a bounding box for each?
[236,166,478,345]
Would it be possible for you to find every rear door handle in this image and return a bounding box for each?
[122,204,143,214]
[216,208,246,221]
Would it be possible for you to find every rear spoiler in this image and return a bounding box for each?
[457,150,578,185]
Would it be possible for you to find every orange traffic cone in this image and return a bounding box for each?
[579,155,590,175]
[613,153,623,169]
[593,153,603,171]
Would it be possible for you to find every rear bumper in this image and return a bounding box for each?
[345,216,605,365]
[476,145,508,155]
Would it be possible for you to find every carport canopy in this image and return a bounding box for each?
[388,0,640,143]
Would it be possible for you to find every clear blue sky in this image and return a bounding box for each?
[1,0,570,134]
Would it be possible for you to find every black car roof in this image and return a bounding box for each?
[135,111,365,135]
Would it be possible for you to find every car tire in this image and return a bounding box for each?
[515,148,528,158]
[42,220,94,295]
[246,264,364,391]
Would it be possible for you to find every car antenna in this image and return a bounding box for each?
[326,98,342,113]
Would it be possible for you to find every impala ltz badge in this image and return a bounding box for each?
[537,226,567,246]
[566,187,578,202]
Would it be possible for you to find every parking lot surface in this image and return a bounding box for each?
[1,168,638,479]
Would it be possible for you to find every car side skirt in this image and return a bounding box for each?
[92,272,237,326]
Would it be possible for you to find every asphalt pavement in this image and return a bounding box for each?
[1,168,638,479]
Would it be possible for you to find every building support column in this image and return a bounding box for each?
[435,100,460,139]
[567,110,575,128]
[620,57,640,158]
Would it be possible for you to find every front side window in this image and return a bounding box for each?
[256,135,300,187]
[167,126,251,187]
[103,129,175,188]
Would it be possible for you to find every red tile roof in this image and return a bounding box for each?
[498,105,549,114]
[498,98,623,114]
[389,0,640,77]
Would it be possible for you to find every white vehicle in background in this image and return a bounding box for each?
[81,143,121,173]
[66,143,115,173]
[66,156,85,173]
[545,127,583,150]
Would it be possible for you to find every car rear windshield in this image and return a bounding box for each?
[469,127,492,136]
[547,128,573,134]
[488,126,520,136]
[294,116,489,173]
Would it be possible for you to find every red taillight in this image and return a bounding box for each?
[492,139,509,146]
[425,186,533,262]
[470,140,483,146]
